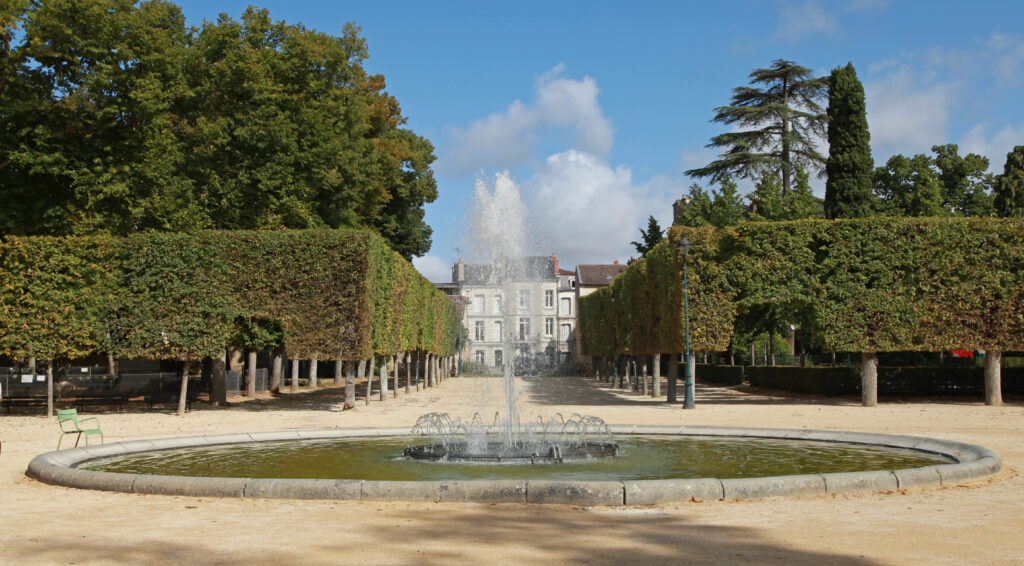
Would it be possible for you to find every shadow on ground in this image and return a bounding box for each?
[7,505,883,566]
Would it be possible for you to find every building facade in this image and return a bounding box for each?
[449,255,576,373]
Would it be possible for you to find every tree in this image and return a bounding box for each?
[994,145,1024,217]
[931,144,993,217]
[824,63,875,219]
[631,216,664,257]
[708,177,746,227]
[686,59,828,196]
[873,154,945,217]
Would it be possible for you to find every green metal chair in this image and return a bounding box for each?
[57,408,104,449]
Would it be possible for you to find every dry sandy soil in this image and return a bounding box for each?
[1,375,1022,565]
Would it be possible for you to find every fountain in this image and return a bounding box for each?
[403,171,619,464]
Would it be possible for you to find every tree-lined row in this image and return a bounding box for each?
[0,229,459,414]
[580,217,1024,406]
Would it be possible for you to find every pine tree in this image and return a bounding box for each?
[630,215,665,257]
[824,63,875,218]
[686,59,827,196]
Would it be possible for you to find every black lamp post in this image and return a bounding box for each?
[677,235,694,409]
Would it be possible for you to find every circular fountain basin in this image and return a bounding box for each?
[402,441,620,463]
[27,426,1001,505]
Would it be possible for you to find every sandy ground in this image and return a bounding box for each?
[1,375,1022,566]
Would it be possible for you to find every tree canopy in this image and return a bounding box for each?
[0,0,436,259]
[686,59,828,196]
[824,63,874,219]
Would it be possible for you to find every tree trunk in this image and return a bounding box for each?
[750,343,756,367]
[290,356,299,393]
[623,357,631,390]
[177,360,192,416]
[107,352,117,377]
[415,352,421,391]
[861,352,878,407]
[406,352,412,394]
[427,354,434,387]
[358,360,368,404]
[212,353,227,405]
[769,334,776,366]
[641,359,648,396]
[334,357,343,387]
[379,356,388,401]
[985,349,1003,406]
[270,351,283,392]
[667,353,678,403]
[46,362,54,418]
[344,361,356,409]
[652,353,661,397]
[688,353,696,394]
[246,349,257,397]
[309,353,318,389]
[228,346,244,371]
[367,357,375,404]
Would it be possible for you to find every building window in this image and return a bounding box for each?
[475,350,485,364]
[474,294,485,314]
[545,289,554,308]
[544,317,554,336]
[474,321,485,341]
[494,350,503,368]
[518,289,530,308]
[561,297,571,315]
[560,324,571,341]
[494,295,503,313]
[493,321,502,341]
[519,317,530,340]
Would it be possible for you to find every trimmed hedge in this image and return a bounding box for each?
[0,229,458,364]
[694,364,745,385]
[745,365,1024,397]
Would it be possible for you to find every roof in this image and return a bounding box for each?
[556,268,575,276]
[576,264,627,287]
[459,256,557,285]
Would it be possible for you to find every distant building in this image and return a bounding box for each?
[573,262,628,363]
[448,255,576,373]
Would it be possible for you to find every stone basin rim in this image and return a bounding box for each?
[26,425,1002,506]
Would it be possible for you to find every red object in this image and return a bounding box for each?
[950,350,974,358]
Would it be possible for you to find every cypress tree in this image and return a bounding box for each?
[824,63,875,218]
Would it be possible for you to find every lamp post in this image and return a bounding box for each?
[677,235,694,409]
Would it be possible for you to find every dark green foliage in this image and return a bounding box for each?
[931,144,994,217]
[745,365,1024,397]
[994,145,1024,217]
[675,178,745,228]
[686,59,828,196]
[747,169,823,221]
[824,63,875,219]
[873,154,945,216]
[630,215,664,257]
[0,1,437,259]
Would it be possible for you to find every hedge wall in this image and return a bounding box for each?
[745,365,1024,397]
[578,217,1024,378]
[0,229,457,364]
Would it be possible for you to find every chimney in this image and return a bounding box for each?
[613,260,619,265]
[453,259,465,283]
[552,254,559,275]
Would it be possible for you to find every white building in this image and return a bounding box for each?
[447,255,576,373]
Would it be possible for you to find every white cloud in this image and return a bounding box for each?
[959,123,1024,171]
[864,67,954,157]
[775,1,838,42]
[523,150,681,266]
[412,254,453,284]
[864,33,1024,163]
[440,65,614,175]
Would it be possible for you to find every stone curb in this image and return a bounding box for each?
[25,426,1002,506]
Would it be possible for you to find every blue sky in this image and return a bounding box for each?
[175,0,1024,281]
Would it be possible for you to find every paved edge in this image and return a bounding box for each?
[25,425,1001,506]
